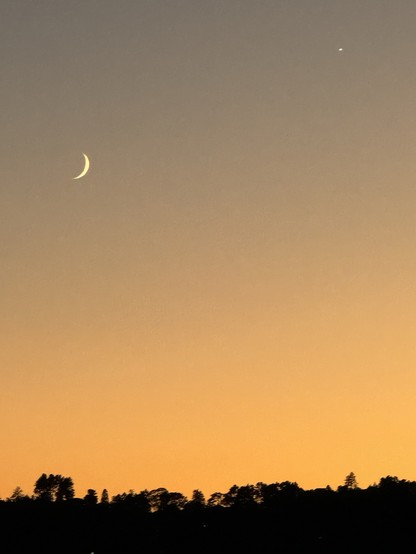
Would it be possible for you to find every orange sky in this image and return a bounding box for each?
[2,0,416,499]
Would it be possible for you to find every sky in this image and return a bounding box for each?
[2,0,416,499]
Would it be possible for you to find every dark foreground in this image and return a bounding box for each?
[2,476,416,553]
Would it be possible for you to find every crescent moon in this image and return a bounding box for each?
[73,153,90,180]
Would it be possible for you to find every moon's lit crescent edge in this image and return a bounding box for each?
[73,153,90,180]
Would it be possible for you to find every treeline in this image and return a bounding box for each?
[2,473,416,552]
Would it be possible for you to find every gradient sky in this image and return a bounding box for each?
[2,0,416,499]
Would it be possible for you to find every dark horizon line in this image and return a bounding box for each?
[4,471,412,504]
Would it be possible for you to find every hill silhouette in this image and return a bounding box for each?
[2,473,416,553]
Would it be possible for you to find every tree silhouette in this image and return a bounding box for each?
[100,488,109,504]
[166,491,187,511]
[146,488,187,512]
[111,489,150,512]
[223,484,257,508]
[55,476,75,501]
[344,472,359,490]
[84,489,98,505]
[255,481,300,507]
[207,491,225,507]
[191,489,206,505]
[34,473,54,501]
[7,486,28,502]
[33,473,74,501]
